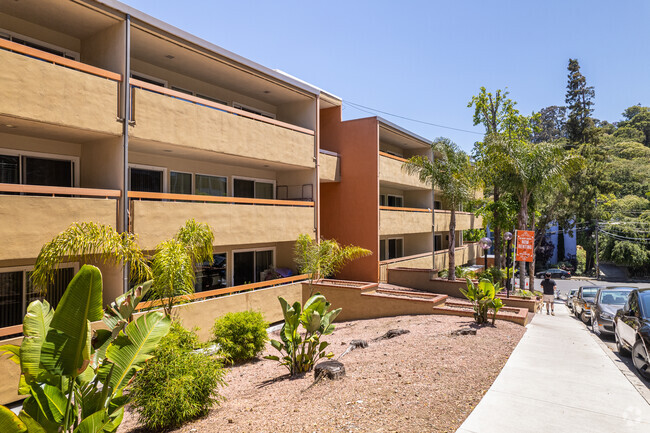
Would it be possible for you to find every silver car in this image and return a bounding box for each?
[592,286,635,336]
[566,288,578,312]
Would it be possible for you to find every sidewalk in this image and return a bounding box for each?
[457,301,650,433]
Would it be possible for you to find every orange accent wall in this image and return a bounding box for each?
[320,106,379,282]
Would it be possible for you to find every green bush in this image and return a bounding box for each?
[130,322,226,431]
[477,266,505,284]
[212,310,269,363]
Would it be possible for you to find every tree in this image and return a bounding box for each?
[618,105,650,146]
[531,106,567,143]
[403,138,478,280]
[565,59,595,144]
[294,234,371,295]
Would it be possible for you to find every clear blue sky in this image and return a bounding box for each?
[124,0,650,152]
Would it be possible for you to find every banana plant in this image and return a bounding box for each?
[460,278,504,325]
[265,294,341,376]
[0,265,170,433]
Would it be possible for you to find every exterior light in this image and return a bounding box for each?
[478,237,492,250]
[504,231,513,241]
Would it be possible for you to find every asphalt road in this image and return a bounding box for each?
[550,278,650,390]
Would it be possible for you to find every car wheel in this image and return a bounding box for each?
[580,310,589,324]
[615,328,630,356]
[592,317,600,335]
[632,340,650,380]
[561,274,568,280]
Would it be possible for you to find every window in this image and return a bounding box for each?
[387,195,403,207]
[434,201,442,210]
[380,238,403,260]
[233,249,274,286]
[232,102,276,119]
[194,253,227,292]
[0,29,79,60]
[380,239,386,261]
[170,171,192,195]
[129,166,164,193]
[0,151,76,187]
[130,72,167,88]
[171,86,193,95]
[233,178,275,199]
[195,174,227,197]
[435,235,442,251]
[380,195,386,206]
[0,266,75,328]
[196,93,228,106]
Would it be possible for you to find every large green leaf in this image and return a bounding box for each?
[18,411,46,433]
[28,384,66,424]
[20,301,53,381]
[103,280,152,330]
[0,344,20,365]
[73,410,112,433]
[40,266,103,377]
[21,396,59,433]
[100,312,170,395]
[0,405,26,433]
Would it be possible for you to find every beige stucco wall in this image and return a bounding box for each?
[379,155,429,189]
[0,196,118,262]
[434,211,482,233]
[319,152,340,182]
[0,335,23,405]
[130,88,315,168]
[379,243,481,281]
[380,209,431,236]
[131,200,315,251]
[0,49,121,135]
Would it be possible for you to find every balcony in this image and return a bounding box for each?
[319,150,340,182]
[129,81,316,168]
[0,40,122,136]
[435,210,482,232]
[380,206,431,236]
[379,152,429,189]
[0,184,120,262]
[129,192,315,250]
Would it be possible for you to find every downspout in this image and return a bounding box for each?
[314,96,320,241]
[432,187,436,271]
[121,14,131,293]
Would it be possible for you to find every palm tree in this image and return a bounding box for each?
[403,138,479,280]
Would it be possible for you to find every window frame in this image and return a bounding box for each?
[194,251,228,292]
[386,194,404,208]
[0,28,80,60]
[232,102,276,119]
[380,237,404,260]
[231,247,276,286]
[0,148,79,187]
[130,71,168,88]
[169,170,193,195]
[128,163,167,193]
[231,176,276,200]
[194,172,228,197]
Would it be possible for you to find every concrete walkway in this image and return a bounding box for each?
[457,301,650,433]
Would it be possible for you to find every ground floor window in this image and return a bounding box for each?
[233,249,274,286]
[194,253,227,292]
[195,174,227,197]
[380,238,403,261]
[435,234,442,251]
[233,178,274,200]
[129,166,164,192]
[0,151,76,187]
[0,266,75,328]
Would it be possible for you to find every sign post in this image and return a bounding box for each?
[516,230,535,289]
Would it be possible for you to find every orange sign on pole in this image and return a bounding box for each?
[516,230,535,262]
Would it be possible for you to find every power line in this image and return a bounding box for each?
[598,229,650,243]
[343,100,485,135]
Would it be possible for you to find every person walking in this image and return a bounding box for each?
[541,272,557,315]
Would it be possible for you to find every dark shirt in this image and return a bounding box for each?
[541,278,556,295]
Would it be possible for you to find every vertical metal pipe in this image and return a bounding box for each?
[122,14,131,293]
[431,187,436,269]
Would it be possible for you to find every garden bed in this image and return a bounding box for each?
[118,314,525,433]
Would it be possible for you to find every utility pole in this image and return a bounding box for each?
[594,197,599,280]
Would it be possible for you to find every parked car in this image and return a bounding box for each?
[535,268,571,279]
[614,288,650,379]
[566,289,578,312]
[591,286,636,336]
[573,286,601,324]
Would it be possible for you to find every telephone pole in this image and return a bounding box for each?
[594,197,599,280]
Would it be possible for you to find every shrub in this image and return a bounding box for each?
[212,310,269,363]
[130,321,226,431]
[477,266,505,284]
[460,278,504,325]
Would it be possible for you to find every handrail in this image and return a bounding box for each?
[0,39,122,82]
[130,78,314,136]
[379,245,471,265]
[0,324,23,338]
[380,205,430,213]
[0,183,121,198]
[135,274,309,310]
[379,151,409,163]
[128,191,313,207]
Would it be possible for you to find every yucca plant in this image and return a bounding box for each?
[460,278,504,325]
[294,234,371,295]
[0,265,170,433]
[265,294,341,376]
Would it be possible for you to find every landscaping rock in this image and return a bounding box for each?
[314,360,346,381]
[374,329,410,341]
[450,327,477,336]
[350,339,368,349]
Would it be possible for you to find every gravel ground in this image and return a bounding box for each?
[118,314,525,433]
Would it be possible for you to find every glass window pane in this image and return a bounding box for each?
[0,271,23,328]
[233,251,255,286]
[130,168,162,192]
[255,250,273,282]
[380,195,386,206]
[380,239,386,261]
[0,155,19,184]
[195,174,226,196]
[255,182,274,199]
[233,178,254,198]
[170,172,192,195]
[24,156,72,187]
[194,253,227,292]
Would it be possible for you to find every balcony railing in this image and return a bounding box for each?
[0,183,121,198]
[128,191,313,207]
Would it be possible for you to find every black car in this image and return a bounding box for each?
[573,286,601,324]
[591,286,635,336]
[614,288,650,379]
[535,268,571,279]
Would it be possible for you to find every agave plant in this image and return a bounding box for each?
[460,278,504,325]
[0,265,170,433]
[265,294,341,376]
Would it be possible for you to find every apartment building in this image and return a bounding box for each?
[319,106,482,282]
[0,0,350,336]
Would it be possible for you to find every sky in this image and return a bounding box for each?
[122,0,650,152]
